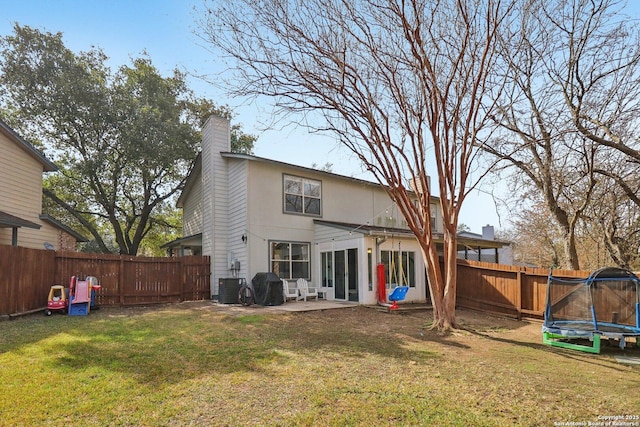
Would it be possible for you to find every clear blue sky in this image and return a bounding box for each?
[0,0,353,171]
[0,1,361,178]
[10,0,633,233]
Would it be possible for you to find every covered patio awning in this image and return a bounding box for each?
[0,210,41,246]
[314,219,510,263]
[161,233,203,256]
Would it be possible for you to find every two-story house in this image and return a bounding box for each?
[0,119,87,250]
[169,115,506,304]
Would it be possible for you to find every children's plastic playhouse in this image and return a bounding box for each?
[68,276,100,316]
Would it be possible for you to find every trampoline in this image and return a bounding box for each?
[542,267,640,353]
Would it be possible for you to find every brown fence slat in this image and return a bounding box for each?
[0,244,210,316]
[182,256,212,301]
[3,243,611,321]
[0,246,56,317]
[456,259,592,320]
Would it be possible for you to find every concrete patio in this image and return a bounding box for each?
[207,299,433,315]
[209,299,359,314]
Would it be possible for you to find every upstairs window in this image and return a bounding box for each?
[283,174,321,216]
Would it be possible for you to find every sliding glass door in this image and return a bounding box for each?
[325,248,357,302]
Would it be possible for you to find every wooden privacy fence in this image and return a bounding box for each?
[456,259,591,319]
[0,246,57,318]
[0,245,210,317]
[1,244,610,320]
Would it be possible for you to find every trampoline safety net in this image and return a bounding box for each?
[543,267,640,353]
[545,276,594,327]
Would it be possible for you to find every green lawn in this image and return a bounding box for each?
[1,302,638,426]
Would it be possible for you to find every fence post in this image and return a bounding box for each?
[179,257,185,302]
[119,255,125,305]
[516,268,522,320]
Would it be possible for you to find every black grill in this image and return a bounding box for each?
[252,272,284,306]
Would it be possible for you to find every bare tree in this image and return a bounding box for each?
[554,0,640,269]
[583,153,640,269]
[486,0,621,270]
[484,113,597,270]
[559,0,640,165]
[488,0,640,270]
[505,196,564,268]
[198,0,513,330]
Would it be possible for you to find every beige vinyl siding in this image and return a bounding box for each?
[314,223,358,243]
[211,119,230,279]
[201,115,231,285]
[37,222,64,250]
[201,120,214,257]
[246,162,315,275]
[244,161,401,250]
[0,125,79,251]
[227,160,248,277]
[0,131,46,249]
[182,168,203,236]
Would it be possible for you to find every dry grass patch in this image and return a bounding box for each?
[0,302,638,426]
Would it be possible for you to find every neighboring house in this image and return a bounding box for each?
[167,115,507,304]
[0,119,87,250]
[457,226,513,265]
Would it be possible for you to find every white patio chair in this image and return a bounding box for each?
[296,278,318,301]
[282,279,298,301]
[317,284,330,300]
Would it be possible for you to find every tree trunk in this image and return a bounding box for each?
[548,202,581,270]
[602,227,630,269]
[440,228,460,330]
[421,228,459,332]
[560,223,580,270]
